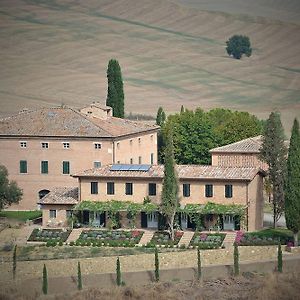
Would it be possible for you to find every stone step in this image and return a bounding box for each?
[138,231,154,246]
[178,231,194,247]
[221,232,237,249]
[66,228,83,244]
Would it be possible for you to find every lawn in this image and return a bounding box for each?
[0,210,42,221]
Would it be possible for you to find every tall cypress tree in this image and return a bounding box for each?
[106,59,124,118]
[285,118,300,246]
[156,107,166,127]
[42,264,48,295]
[260,112,287,228]
[161,127,179,240]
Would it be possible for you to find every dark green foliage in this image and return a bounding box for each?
[0,210,41,221]
[161,128,179,240]
[233,242,239,276]
[106,59,124,118]
[277,242,283,272]
[154,248,159,282]
[13,245,17,280]
[226,35,252,59]
[285,118,300,247]
[0,165,22,210]
[42,264,48,295]
[260,112,287,228]
[116,257,121,286]
[77,261,82,290]
[156,106,166,127]
[197,248,202,280]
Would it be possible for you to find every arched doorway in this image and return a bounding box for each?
[38,189,50,200]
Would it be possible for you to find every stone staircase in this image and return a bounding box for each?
[178,231,194,247]
[138,231,154,246]
[222,231,237,249]
[66,228,83,244]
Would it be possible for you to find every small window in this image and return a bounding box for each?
[41,142,49,149]
[49,210,56,219]
[225,185,233,198]
[130,158,133,164]
[62,161,70,174]
[66,210,72,218]
[91,182,98,194]
[125,183,133,195]
[150,153,154,165]
[130,139,133,146]
[41,161,48,174]
[138,156,142,164]
[107,182,115,195]
[183,183,190,197]
[20,141,27,148]
[94,161,101,168]
[150,134,153,141]
[148,183,156,196]
[63,142,70,149]
[87,111,92,114]
[205,184,213,197]
[19,160,27,174]
[117,161,120,164]
[117,142,120,149]
[138,138,141,144]
[94,143,101,149]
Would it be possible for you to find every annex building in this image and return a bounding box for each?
[0,103,159,210]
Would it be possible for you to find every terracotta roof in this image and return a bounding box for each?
[38,187,78,205]
[210,136,262,153]
[0,107,159,138]
[72,165,264,181]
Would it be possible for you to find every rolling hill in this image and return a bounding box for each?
[0,0,299,131]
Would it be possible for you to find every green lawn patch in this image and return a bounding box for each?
[0,210,42,221]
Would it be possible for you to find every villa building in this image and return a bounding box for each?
[0,103,159,210]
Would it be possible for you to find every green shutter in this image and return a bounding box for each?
[41,161,48,174]
[20,160,27,173]
[63,161,70,174]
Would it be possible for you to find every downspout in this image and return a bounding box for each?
[112,140,116,164]
[246,183,249,231]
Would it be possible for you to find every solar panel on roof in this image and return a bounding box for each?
[110,165,122,171]
[110,164,151,172]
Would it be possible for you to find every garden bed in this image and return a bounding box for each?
[190,232,225,249]
[75,230,144,247]
[235,229,293,246]
[147,231,183,247]
[28,228,71,244]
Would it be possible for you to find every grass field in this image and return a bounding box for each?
[0,0,299,132]
[0,210,41,221]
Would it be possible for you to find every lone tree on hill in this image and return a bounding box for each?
[161,127,180,241]
[106,59,124,118]
[156,106,166,127]
[260,112,287,228]
[0,165,22,210]
[284,118,300,246]
[226,35,252,59]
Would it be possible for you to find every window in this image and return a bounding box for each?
[66,210,72,218]
[130,139,133,146]
[94,161,101,168]
[49,210,56,219]
[130,158,133,164]
[125,183,133,195]
[41,161,48,174]
[138,138,141,144]
[138,156,142,164]
[19,160,27,174]
[205,184,213,197]
[62,161,70,174]
[107,182,115,195]
[117,142,120,149]
[183,183,190,197]
[91,182,98,194]
[150,153,154,165]
[63,142,70,149]
[150,134,153,141]
[117,161,120,164]
[225,185,233,198]
[41,142,49,149]
[148,183,156,196]
[20,141,27,148]
[94,143,101,149]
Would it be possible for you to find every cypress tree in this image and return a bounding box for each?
[156,107,166,127]
[285,118,300,246]
[161,127,179,240]
[77,261,82,290]
[42,264,48,295]
[106,59,124,118]
[260,112,287,228]
[154,247,159,282]
[116,257,121,286]
[13,245,17,280]
[197,247,202,280]
[180,105,185,114]
[277,241,283,272]
[233,242,239,276]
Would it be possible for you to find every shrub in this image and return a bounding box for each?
[234,242,239,276]
[13,245,17,280]
[116,257,122,286]
[42,264,48,295]
[154,248,159,282]
[69,241,75,246]
[197,248,202,280]
[278,242,283,273]
[77,262,82,290]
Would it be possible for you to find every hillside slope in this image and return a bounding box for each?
[0,0,299,130]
